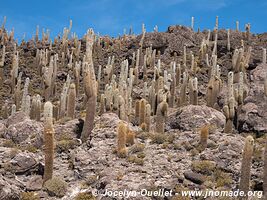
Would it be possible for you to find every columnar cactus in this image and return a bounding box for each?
[118,95,127,121]
[139,98,146,126]
[0,45,5,87]
[179,72,188,106]
[67,83,76,119]
[21,77,30,113]
[11,52,19,93]
[199,125,209,151]
[227,29,231,51]
[263,136,267,199]
[43,101,55,183]
[236,21,239,32]
[117,121,127,158]
[155,100,168,134]
[239,135,254,196]
[80,61,97,142]
[145,104,151,132]
[74,61,81,96]
[135,100,140,123]
[11,104,16,116]
[263,48,266,64]
[189,77,198,105]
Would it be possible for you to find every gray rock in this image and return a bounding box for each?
[167,105,225,131]
[26,175,43,191]
[238,64,267,134]
[184,171,205,185]
[0,175,21,200]
[4,114,43,147]
[10,152,38,174]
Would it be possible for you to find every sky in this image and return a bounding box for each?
[0,0,266,41]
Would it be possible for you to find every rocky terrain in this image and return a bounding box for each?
[0,19,266,200]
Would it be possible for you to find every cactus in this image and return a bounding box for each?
[135,100,140,123]
[239,135,254,196]
[80,63,97,143]
[21,77,30,113]
[99,94,106,115]
[236,21,239,32]
[117,121,127,158]
[2,100,8,119]
[179,72,188,106]
[227,29,231,51]
[126,129,135,146]
[265,77,267,97]
[263,48,266,64]
[191,16,194,30]
[118,95,127,121]
[263,136,267,199]
[189,77,198,105]
[43,101,55,183]
[145,104,151,132]
[0,45,5,87]
[11,104,16,116]
[155,101,168,134]
[139,99,146,126]
[67,83,76,119]
[199,125,209,151]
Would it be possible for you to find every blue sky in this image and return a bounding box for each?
[0,0,267,41]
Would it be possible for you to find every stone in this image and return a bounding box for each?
[184,171,205,185]
[167,105,226,131]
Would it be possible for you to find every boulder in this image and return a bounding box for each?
[167,105,225,131]
[3,112,43,148]
[238,64,267,134]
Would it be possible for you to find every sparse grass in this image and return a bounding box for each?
[20,192,40,200]
[75,192,96,200]
[150,133,168,144]
[192,160,216,175]
[129,143,145,154]
[44,177,68,197]
[3,139,16,148]
[56,139,77,153]
[127,155,144,165]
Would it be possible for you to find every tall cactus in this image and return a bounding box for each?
[239,135,254,197]
[117,121,127,158]
[67,83,76,119]
[80,62,97,142]
[155,101,168,134]
[43,101,55,183]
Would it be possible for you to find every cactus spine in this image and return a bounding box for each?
[43,101,55,183]
[239,135,254,197]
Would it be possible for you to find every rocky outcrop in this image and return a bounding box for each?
[238,64,267,134]
[167,105,226,131]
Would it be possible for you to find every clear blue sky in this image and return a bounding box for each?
[0,0,266,41]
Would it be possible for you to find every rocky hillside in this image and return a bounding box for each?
[0,20,266,200]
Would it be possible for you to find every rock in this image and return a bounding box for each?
[26,175,43,191]
[167,105,225,131]
[184,171,205,185]
[10,152,38,174]
[54,119,79,140]
[238,64,267,134]
[3,112,43,147]
[6,112,28,128]
[99,112,120,128]
[0,174,21,200]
